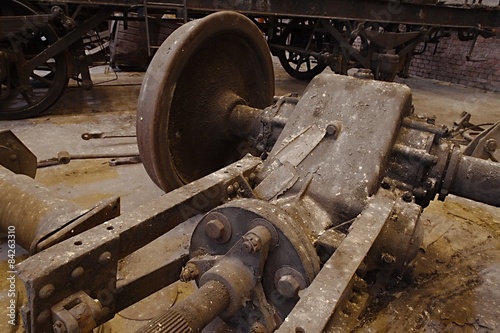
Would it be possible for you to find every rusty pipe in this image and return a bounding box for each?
[135,280,230,333]
[450,155,500,207]
[0,165,119,253]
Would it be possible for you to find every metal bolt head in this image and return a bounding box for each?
[36,309,51,324]
[326,124,338,137]
[381,252,396,264]
[38,284,55,300]
[424,179,434,189]
[277,275,301,298]
[70,266,85,280]
[485,139,497,152]
[227,184,234,195]
[8,154,17,161]
[402,191,413,202]
[381,180,391,190]
[98,251,112,265]
[180,263,199,282]
[205,219,225,240]
[53,320,68,333]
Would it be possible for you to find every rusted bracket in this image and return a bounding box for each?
[276,191,399,332]
[16,155,262,333]
[24,7,115,74]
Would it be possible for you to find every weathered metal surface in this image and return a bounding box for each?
[137,11,274,192]
[0,165,120,253]
[8,9,500,333]
[464,121,500,161]
[24,7,114,73]
[0,130,37,177]
[184,0,500,28]
[136,280,231,333]
[20,0,500,28]
[0,0,69,120]
[16,155,262,333]
[450,155,500,206]
[185,198,320,330]
[258,73,412,225]
[276,191,395,332]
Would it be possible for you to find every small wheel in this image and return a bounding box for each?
[277,20,327,81]
[0,0,68,120]
[137,11,274,192]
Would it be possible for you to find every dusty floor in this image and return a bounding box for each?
[0,58,499,333]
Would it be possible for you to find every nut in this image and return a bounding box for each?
[205,219,225,240]
[276,275,301,298]
[326,124,339,137]
[180,263,199,282]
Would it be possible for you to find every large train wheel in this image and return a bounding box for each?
[137,11,274,192]
[0,0,68,120]
[277,20,327,81]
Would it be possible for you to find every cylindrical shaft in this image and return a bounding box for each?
[136,280,230,333]
[0,165,87,253]
[451,155,500,207]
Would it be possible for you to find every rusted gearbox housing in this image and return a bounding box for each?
[14,75,500,333]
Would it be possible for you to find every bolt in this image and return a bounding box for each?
[381,252,396,264]
[38,284,55,300]
[277,275,301,298]
[70,266,84,280]
[249,322,268,333]
[180,263,199,282]
[233,182,240,190]
[53,320,68,333]
[36,309,51,324]
[424,179,434,189]
[381,180,391,190]
[205,219,225,240]
[485,139,497,152]
[227,184,234,195]
[248,173,256,182]
[402,191,413,202]
[98,251,112,265]
[8,154,17,161]
[326,124,339,137]
[242,234,261,253]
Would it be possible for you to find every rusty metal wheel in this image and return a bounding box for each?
[0,0,68,120]
[137,11,274,192]
[277,20,327,81]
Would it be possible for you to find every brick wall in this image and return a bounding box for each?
[409,32,500,92]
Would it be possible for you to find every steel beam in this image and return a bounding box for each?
[16,155,262,333]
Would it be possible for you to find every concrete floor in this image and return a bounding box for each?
[0,58,499,332]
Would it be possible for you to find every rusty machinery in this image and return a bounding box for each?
[1,10,498,333]
[1,0,499,120]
